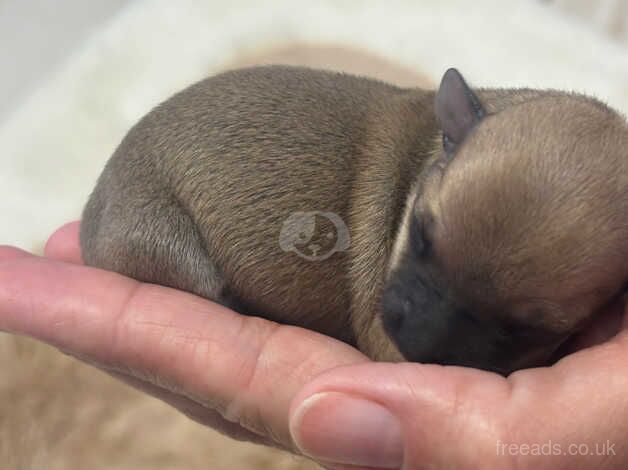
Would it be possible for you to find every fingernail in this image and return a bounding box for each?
[290,392,403,469]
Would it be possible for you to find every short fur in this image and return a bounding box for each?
[81,65,628,373]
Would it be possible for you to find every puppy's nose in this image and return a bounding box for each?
[382,286,414,333]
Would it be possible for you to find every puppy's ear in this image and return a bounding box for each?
[435,68,485,153]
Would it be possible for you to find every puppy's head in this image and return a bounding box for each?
[383,69,628,374]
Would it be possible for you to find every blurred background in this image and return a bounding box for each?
[0,0,627,469]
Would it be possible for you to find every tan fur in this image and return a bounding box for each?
[430,95,628,332]
[2,45,426,469]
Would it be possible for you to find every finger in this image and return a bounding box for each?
[0,245,33,261]
[290,329,628,469]
[44,221,83,264]
[504,331,628,469]
[99,367,276,448]
[290,363,508,469]
[1,239,278,446]
[0,254,368,451]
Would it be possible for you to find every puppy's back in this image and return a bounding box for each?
[80,65,424,340]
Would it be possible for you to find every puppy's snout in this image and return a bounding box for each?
[381,282,426,333]
[382,292,410,332]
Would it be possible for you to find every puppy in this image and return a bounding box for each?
[81,66,628,374]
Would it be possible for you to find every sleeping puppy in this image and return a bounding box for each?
[80,65,628,374]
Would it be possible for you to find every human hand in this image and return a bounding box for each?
[0,222,626,469]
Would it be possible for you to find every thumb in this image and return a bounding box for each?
[289,363,510,469]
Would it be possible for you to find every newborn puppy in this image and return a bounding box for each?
[81,66,628,374]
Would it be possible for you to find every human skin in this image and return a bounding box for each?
[0,221,626,469]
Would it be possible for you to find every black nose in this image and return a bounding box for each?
[381,284,415,334]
